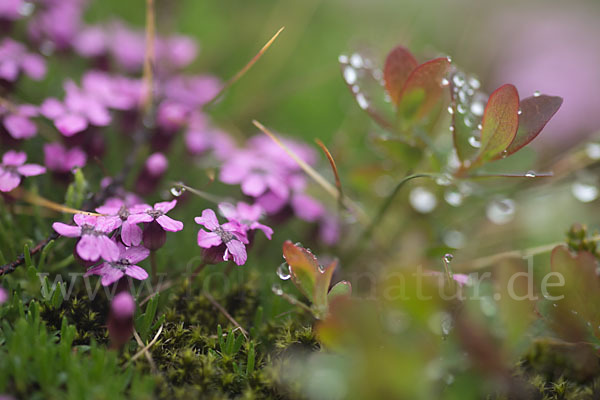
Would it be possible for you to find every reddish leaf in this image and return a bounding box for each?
[282,241,318,300]
[472,84,519,166]
[503,95,563,157]
[396,57,451,123]
[383,46,418,105]
[327,280,352,302]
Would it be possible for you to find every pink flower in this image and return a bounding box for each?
[96,198,143,246]
[52,214,120,262]
[85,242,149,286]
[43,142,87,172]
[127,200,184,232]
[0,287,7,304]
[0,0,25,21]
[0,150,45,192]
[1,104,38,140]
[0,38,46,82]
[195,209,248,266]
[218,202,273,240]
[108,291,136,347]
[184,112,235,160]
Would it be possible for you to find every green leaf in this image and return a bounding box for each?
[503,94,563,157]
[327,281,352,303]
[246,342,255,375]
[313,259,337,313]
[383,46,418,105]
[396,57,451,124]
[472,84,519,167]
[282,241,318,301]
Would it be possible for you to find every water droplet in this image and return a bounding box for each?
[463,115,475,128]
[457,90,468,104]
[571,182,599,203]
[170,186,186,197]
[444,253,454,263]
[533,90,541,97]
[351,85,359,93]
[447,106,454,115]
[452,73,465,87]
[409,187,437,214]
[441,78,450,87]
[467,76,480,89]
[517,108,522,115]
[446,56,453,63]
[338,54,348,64]
[456,104,466,114]
[585,143,600,160]
[350,53,363,68]
[271,284,283,296]
[468,136,481,148]
[356,93,369,110]
[318,264,326,273]
[525,171,536,178]
[486,198,516,225]
[470,101,484,116]
[476,123,483,130]
[435,174,452,186]
[444,190,463,207]
[449,125,455,132]
[343,66,357,85]
[446,151,461,171]
[277,263,291,280]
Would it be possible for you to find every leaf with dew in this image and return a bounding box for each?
[502,95,563,158]
[282,240,318,300]
[471,84,519,167]
[383,46,418,105]
[396,57,451,124]
[327,280,352,303]
[313,259,337,312]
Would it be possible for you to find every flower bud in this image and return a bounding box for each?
[143,220,166,250]
[108,291,136,347]
[135,152,168,195]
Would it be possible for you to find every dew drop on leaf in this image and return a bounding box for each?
[468,135,481,148]
[276,263,291,280]
[444,190,463,207]
[447,106,454,115]
[525,171,536,178]
[343,66,357,85]
[533,90,541,97]
[271,284,283,296]
[470,101,484,116]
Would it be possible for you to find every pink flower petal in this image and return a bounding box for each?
[77,235,101,261]
[125,265,148,281]
[224,239,247,266]
[241,174,267,197]
[2,150,26,166]
[52,222,82,237]
[97,235,120,262]
[123,245,150,264]
[101,267,124,286]
[127,213,153,224]
[0,171,21,192]
[40,98,66,119]
[196,229,222,248]
[4,114,37,139]
[156,215,183,232]
[154,199,177,213]
[55,113,88,136]
[194,209,219,230]
[21,54,46,80]
[121,221,142,246]
[16,164,46,177]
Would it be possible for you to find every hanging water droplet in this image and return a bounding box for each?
[170,186,186,197]
[441,78,450,87]
[318,264,326,273]
[343,66,357,85]
[517,108,523,115]
[338,54,348,64]
[350,53,363,68]
[356,93,369,110]
[444,190,463,207]
[409,187,437,214]
[525,171,536,178]
[435,174,452,186]
[477,123,483,130]
[444,253,454,263]
[271,284,283,296]
[533,90,541,97]
[468,136,481,148]
[448,125,455,132]
[470,101,484,116]
[447,106,454,115]
[571,181,599,203]
[277,263,291,280]
[456,104,466,114]
[486,198,516,225]
[585,143,600,160]
[446,56,453,63]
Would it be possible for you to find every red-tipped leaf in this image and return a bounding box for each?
[282,241,318,300]
[383,46,418,105]
[502,95,563,158]
[396,57,451,123]
[314,259,337,311]
[473,84,519,166]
